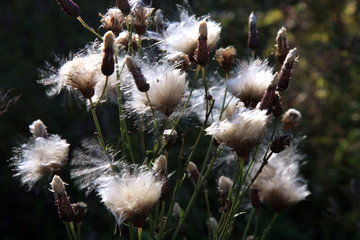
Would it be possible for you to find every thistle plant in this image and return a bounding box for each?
[8,1,310,240]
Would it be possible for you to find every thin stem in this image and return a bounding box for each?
[204,190,212,240]
[77,17,103,40]
[76,223,81,240]
[145,92,158,152]
[171,147,220,240]
[89,98,106,151]
[260,212,279,240]
[219,72,229,120]
[138,228,143,240]
[64,222,73,240]
[157,201,166,240]
[139,117,146,159]
[253,209,262,239]
[93,76,108,108]
[241,208,255,240]
[68,222,79,240]
[129,223,135,240]
[125,16,134,56]
[138,35,142,56]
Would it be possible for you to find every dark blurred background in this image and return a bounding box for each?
[1,0,360,239]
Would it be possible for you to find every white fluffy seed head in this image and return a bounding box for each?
[251,144,310,212]
[153,155,167,173]
[128,64,188,116]
[29,119,48,138]
[206,108,269,158]
[218,176,233,196]
[97,167,163,226]
[50,175,66,195]
[282,108,302,130]
[11,134,70,190]
[160,10,221,60]
[227,59,273,108]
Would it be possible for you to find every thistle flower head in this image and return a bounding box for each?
[132,6,154,36]
[97,166,163,227]
[218,176,233,206]
[160,10,221,61]
[227,59,273,108]
[251,143,310,212]
[99,8,125,36]
[127,62,188,116]
[206,108,268,159]
[10,120,69,190]
[282,108,302,130]
[215,46,237,73]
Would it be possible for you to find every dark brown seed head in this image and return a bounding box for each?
[116,0,131,16]
[56,0,81,18]
[271,135,293,153]
[132,7,154,36]
[215,46,237,73]
[71,202,88,222]
[101,31,115,76]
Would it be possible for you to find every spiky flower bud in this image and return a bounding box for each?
[125,56,150,92]
[154,10,166,35]
[50,175,76,222]
[247,12,258,50]
[71,202,88,222]
[116,0,131,16]
[56,0,81,18]
[277,48,297,91]
[271,135,293,153]
[29,119,48,138]
[281,108,302,130]
[275,27,289,64]
[215,46,237,73]
[194,21,210,66]
[101,31,115,76]
[132,7,154,36]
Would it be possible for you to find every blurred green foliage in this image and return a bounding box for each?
[1,0,360,239]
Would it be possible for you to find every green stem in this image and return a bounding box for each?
[125,16,134,56]
[76,223,81,240]
[77,17,103,40]
[93,76,108,108]
[129,223,135,240]
[138,228,143,240]
[89,98,106,151]
[241,208,255,240]
[145,92,158,151]
[204,190,212,240]
[64,222,73,240]
[171,147,220,240]
[68,222,79,240]
[157,201,166,240]
[260,212,279,240]
[219,72,229,120]
[253,209,262,239]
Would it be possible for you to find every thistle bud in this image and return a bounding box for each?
[153,155,169,201]
[272,93,283,117]
[154,10,166,35]
[247,12,258,50]
[50,175,76,222]
[271,135,293,153]
[194,21,210,66]
[173,54,192,72]
[116,0,131,16]
[260,85,276,115]
[281,108,301,130]
[187,161,200,184]
[218,176,233,207]
[125,56,150,92]
[101,31,115,76]
[277,48,298,91]
[56,0,81,18]
[275,27,289,64]
[215,46,237,73]
[71,202,88,222]
[29,119,48,138]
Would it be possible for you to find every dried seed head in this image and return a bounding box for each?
[29,119,48,138]
[116,0,131,16]
[275,27,289,64]
[247,12,258,50]
[153,155,167,174]
[218,176,233,206]
[277,48,298,91]
[153,155,169,201]
[194,21,209,66]
[215,46,237,73]
[132,7,154,36]
[282,108,302,130]
[161,129,178,150]
[116,31,139,53]
[50,175,76,222]
[154,9,166,35]
[71,202,88,222]
[56,0,81,18]
[260,84,276,115]
[271,135,293,153]
[187,161,200,184]
[173,54,192,72]
[125,56,150,92]
[99,8,125,36]
[101,31,115,76]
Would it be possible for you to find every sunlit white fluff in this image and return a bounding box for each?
[127,63,188,116]
[97,166,163,226]
[10,120,69,189]
[206,108,268,158]
[227,59,273,108]
[250,143,310,211]
[159,10,221,60]
[70,139,125,194]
